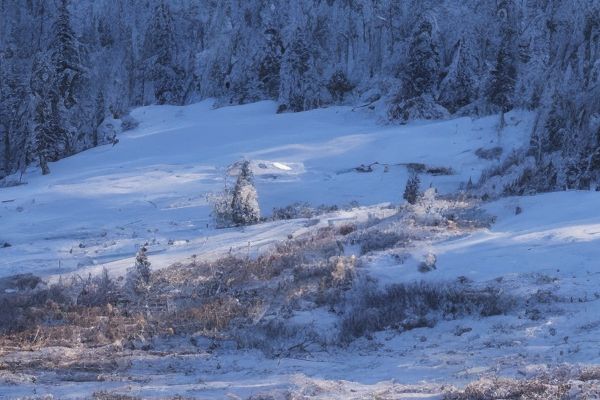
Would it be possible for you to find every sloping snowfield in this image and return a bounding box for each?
[2,101,600,399]
[0,100,529,280]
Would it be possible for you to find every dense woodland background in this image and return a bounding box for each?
[0,0,599,192]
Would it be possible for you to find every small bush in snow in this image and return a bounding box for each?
[120,114,139,131]
[340,280,513,343]
[412,187,445,225]
[418,253,437,273]
[356,230,408,255]
[77,268,118,307]
[475,146,503,160]
[208,187,234,228]
[271,202,314,220]
[388,94,449,124]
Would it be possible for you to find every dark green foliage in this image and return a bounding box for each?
[258,28,284,99]
[326,70,354,102]
[143,2,184,105]
[403,173,420,204]
[51,0,83,110]
[488,27,517,114]
[404,19,440,99]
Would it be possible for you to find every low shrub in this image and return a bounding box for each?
[340,281,513,343]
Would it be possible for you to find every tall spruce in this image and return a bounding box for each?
[404,19,440,99]
[51,0,83,110]
[142,2,183,105]
[488,27,517,129]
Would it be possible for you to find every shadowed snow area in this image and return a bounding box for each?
[0,100,531,279]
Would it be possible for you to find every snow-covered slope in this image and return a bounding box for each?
[0,100,531,279]
[2,101,600,399]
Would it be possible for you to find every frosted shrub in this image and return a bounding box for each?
[231,161,261,226]
[120,114,139,131]
[413,187,444,225]
[208,187,234,228]
[418,253,437,273]
[388,94,449,124]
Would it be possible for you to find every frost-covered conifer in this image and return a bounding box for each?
[127,245,152,295]
[231,161,260,226]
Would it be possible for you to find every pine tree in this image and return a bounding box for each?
[33,90,61,175]
[142,2,183,105]
[31,55,62,175]
[231,161,260,225]
[135,245,151,285]
[51,0,83,110]
[488,27,517,129]
[404,19,440,99]
[278,29,322,112]
[127,245,152,296]
[258,28,284,99]
[403,173,420,205]
[438,37,477,113]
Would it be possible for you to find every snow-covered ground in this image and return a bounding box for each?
[2,101,600,399]
[0,100,530,279]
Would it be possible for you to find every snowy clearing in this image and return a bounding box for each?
[1,101,599,399]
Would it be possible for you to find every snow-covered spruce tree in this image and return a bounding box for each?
[403,173,420,205]
[231,161,260,226]
[126,245,152,296]
[31,54,63,176]
[388,18,447,123]
[404,19,440,100]
[438,36,477,113]
[278,29,322,113]
[141,2,184,105]
[51,0,83,111]
[257,28,284,100]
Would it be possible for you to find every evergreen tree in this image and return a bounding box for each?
[403,173,421,205]
[142,2,183,105]
[231,161,260,225]
[404,19,440,99]
[127,244,152,296]
[33,90,61,175]
[51,0,83,110]
[488,27,517,128]
[438,37,477,113]
[327,70,354,102]
[278,29,322,112]
[258,28,284,99]
[31,56,61,175]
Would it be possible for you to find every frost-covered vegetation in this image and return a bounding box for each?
[1,0,599,195]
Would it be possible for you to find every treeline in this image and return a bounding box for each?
[0,0,599,190]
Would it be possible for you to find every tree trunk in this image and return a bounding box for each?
[39,154,50,175]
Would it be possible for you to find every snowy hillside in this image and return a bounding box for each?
[0,100,531,279]
[2,102,600,399]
